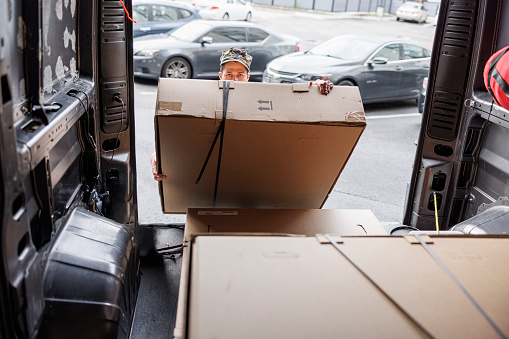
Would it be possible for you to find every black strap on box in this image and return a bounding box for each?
[413,234,507,339]
[323,234,433,338]
[195,80,230,208]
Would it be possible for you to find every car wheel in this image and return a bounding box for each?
[222,12,229,20]
[245,12,252,21]
[338,80,355,86]
[396,17,401,21]
[162,57,192,79]
[417,96,424,113]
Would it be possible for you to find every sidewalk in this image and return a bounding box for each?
[253,4,397,21]
[253,4,437,23]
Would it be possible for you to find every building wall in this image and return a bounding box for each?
[252,0,440,15]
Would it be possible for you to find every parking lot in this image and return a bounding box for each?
[251,5,435,50]
[134,6,436,224]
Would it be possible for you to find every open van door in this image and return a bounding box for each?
[0,0,139,337]
[404,0,509,232]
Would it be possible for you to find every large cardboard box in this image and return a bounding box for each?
[184,208,387,241]
[176,235,509,339]
[174,208,386,338]
[155,79,366,213]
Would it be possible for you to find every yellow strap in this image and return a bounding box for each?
[433,192,439,235]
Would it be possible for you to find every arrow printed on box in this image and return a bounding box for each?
[257,100,273,111]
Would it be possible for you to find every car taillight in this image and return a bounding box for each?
[423,78,428,88]
[211,6,219,9]
[412,11,419,14]
[296,45,300,52]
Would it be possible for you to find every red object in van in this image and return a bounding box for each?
[484,46,509,110]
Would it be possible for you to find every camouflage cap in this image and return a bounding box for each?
[220,48,253,72]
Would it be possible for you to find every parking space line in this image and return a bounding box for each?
[366,113,421,120]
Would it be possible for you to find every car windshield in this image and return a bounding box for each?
[169,21,213,41]
[308,36,380,60]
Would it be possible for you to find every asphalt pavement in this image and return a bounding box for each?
[323,102,422,222]
[134,7,435,225]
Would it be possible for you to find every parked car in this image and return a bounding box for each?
[193,0,254,21]
[132,0,201,38]
[263,35,431,104]
[134,20,299,79]
[396,1,428,23]
[418,76,428,113]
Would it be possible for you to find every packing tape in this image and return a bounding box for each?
[159,101,182,111]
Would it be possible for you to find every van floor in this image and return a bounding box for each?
[131,225,185,339]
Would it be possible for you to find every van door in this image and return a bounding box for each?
[0,0,138,337]
[403,0,509,231]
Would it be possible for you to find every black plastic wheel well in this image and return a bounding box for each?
[336,78,357,86]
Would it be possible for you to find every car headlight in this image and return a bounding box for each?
[134,50,159,57]
[299,74,331,81]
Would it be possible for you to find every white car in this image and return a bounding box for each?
[396,1,428,23]
[193,0,254,21]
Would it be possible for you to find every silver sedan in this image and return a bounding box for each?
[396,1,429,23]
[133,20,299,80]
[263,35,431,104]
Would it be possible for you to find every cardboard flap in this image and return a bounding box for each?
[155,78,365,123]
[184,209,387,241]
[190,232,306,241]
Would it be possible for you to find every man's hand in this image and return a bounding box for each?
[151,152,167,181]
[310,79,334,95]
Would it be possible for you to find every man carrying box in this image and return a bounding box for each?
[151,48,334,181]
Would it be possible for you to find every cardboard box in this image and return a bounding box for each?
[176,235,509,339]
[155,79,366,213]
[184,208,387,241]
[174,208,386,338]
